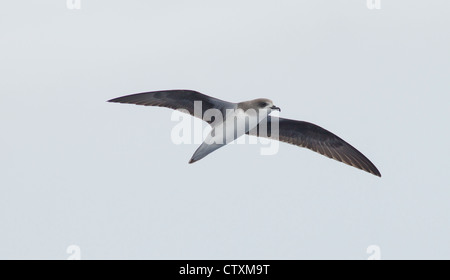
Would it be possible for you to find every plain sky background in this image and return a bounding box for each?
[1,0,449,260]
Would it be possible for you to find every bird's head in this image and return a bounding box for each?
[243,98,281,113]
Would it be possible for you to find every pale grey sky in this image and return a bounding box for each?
[0,0,449,259]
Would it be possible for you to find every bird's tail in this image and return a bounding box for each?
[189,142,225,164]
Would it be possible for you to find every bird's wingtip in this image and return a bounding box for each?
[371,169,382,178]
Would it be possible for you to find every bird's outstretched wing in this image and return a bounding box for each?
[248,116,381,177]
[108,90,235,124]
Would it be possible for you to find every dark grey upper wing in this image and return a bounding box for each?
[248,116,381,177]
[108,90,235,123]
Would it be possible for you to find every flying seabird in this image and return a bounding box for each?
[108,90,381,177]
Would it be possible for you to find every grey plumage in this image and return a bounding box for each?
[247,116,381,177]
[109,90,381,177]
[108,90,235,124]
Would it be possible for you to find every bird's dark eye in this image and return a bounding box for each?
[259,102,268,107]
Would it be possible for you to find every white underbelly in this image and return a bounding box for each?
[205,109,267,145]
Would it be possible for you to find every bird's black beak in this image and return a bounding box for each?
[270,105,281,112]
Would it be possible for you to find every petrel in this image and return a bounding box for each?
[108,90,381,177]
